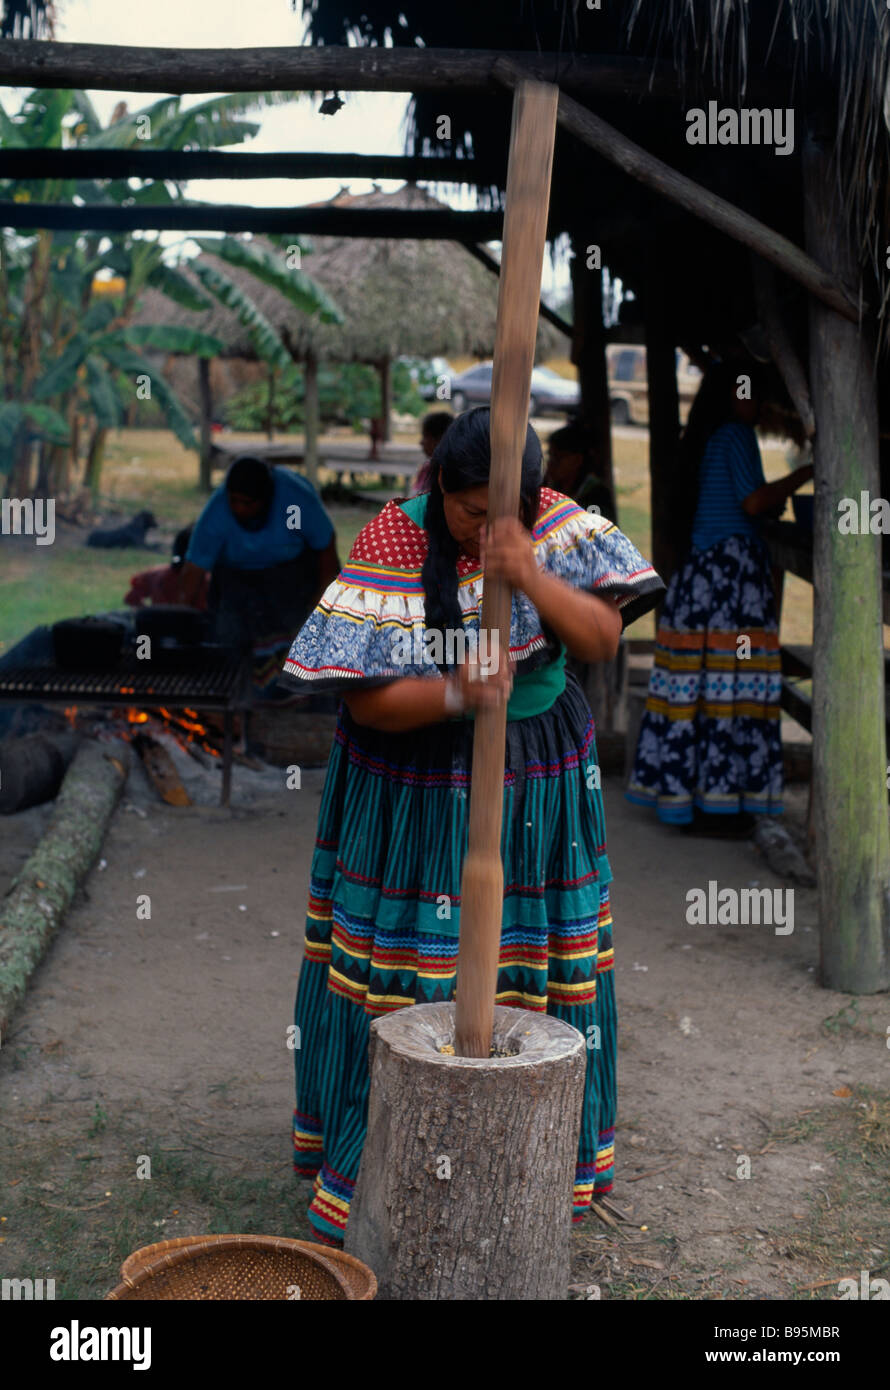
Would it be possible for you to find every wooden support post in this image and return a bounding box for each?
[803,135,890,993]
[345,1003,586,1299]
[645,282,682,589]
[570,245,613,496]
[198,356,213,492]
[454,80,559,1060]
[303,351,320,488]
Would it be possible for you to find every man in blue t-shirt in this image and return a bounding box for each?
[179,455,339,682]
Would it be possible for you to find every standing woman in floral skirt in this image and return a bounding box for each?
[280,407,664,1245]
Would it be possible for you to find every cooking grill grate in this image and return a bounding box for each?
[0,662,244,703]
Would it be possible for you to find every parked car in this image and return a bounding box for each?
[445,361,580,416]
[413,356,455,402]
[607,344,702,426]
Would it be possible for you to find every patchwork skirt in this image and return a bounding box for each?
[292,669,618,1245]
[626,532,783,824]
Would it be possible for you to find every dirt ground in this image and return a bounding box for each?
[0,740,887,1301]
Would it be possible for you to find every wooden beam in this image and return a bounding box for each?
[460,242,572,337]
[0,148,506,184]
[492,59,861,324]
[803,133,890,994]
[0,202,505,239]
[0,40,682,97]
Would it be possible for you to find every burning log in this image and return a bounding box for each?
[0,738,130,1041]
[0,731,82,814]
[131,732,192,806]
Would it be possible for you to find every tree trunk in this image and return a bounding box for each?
[645,282,682,591]
[570,242,613,495]
[802,134,890,993]
[69,407,81,483]
[0,738,130,1041]
[266,363,276,440]
[379,354,392,444]
[84,425,108,496]
[34,438,50,495]
[198,356,213,492]
[303,352,319,488]
[345,1002,587,1300]
[9,437,35,496]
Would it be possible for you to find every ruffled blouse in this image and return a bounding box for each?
[280,486,664,694]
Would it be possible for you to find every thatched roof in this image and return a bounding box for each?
[133,185,559,364]
[297,0,890,362]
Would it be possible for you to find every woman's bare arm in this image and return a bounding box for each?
[742,463,814,517]
[345,656,513,733]
[523,569,623,662]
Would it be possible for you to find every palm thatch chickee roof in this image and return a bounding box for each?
[134,185,559,365]
[297,0,890,355]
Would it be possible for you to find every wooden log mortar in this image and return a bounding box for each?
[345,1003,587,1300]
[0,738,130,1042]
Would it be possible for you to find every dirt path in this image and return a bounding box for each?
[0,756,886,1300]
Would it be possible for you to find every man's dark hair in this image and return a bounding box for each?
[226,454,274,504]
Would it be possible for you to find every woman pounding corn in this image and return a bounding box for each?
[280,407,665,1245]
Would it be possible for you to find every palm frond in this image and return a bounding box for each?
[190,259,293,370]
[192,236,343,323]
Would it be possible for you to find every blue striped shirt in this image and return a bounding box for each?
[690,421,765,551]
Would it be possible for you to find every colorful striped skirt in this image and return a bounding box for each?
[626,532,783,825]
[292,669,618,1245]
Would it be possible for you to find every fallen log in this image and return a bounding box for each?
[0,731,81,814]
[0,738,130,1042]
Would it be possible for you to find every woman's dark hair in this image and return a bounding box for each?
[226,454,274,505]
[420,406,542,640]
[676,361,763,545]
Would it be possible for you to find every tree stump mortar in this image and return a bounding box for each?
[344,1002,586,1300]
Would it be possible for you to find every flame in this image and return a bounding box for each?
[63,706,79,727]
[117,704,220,758]
[159,706,209,738]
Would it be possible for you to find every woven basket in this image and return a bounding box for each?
[107,1234,376,1301]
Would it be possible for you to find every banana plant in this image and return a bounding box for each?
[0,85,344,493]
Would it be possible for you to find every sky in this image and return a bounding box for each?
[3,0,572,298]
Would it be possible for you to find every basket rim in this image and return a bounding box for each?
[120,1234,376,1297]
[108,1233,354,1301]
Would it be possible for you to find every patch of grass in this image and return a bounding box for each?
[2,1118,315,1300]
[767,1086,890,1298]
[87,1104,108,1137]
